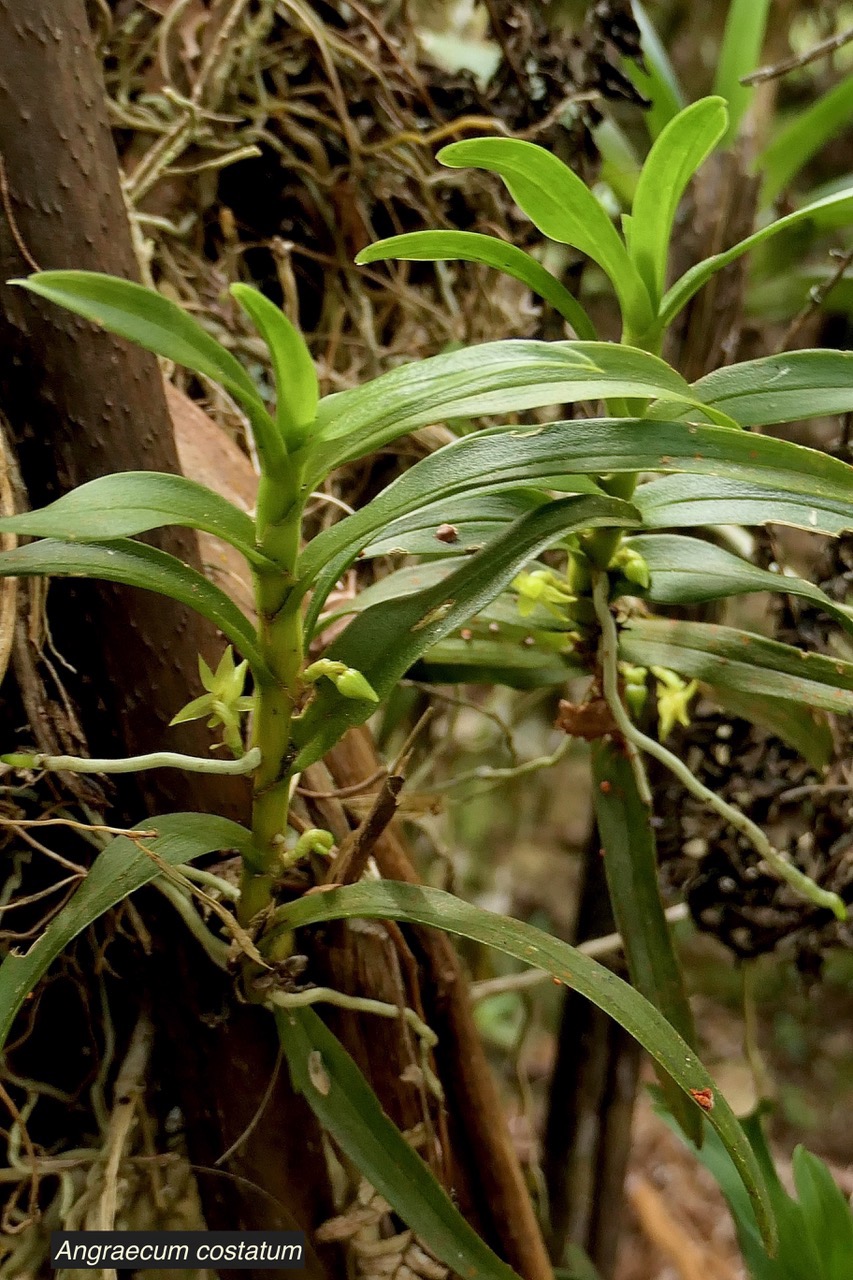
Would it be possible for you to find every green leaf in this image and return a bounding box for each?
[591,740,701,1143]
[661,186,853,328]
[618,617,853,715]
[303,416,853,631]
[713,0,771,143]
[360,491,548,560]
[626,1,686,139]
[294,494,638,768]
[14,271,285,473]
[321,561,457,622]
[707,686,833,770]
[269,880,777,1252]
[0,813,258,1052]
[631,97,728,303]
[0,472,264,565]
[759,77,853,207]
[17,271,257,407]
[412,637,584,690]
[437,138,654,334]
[0,538,267,677]
[230,284,318,444]
[659,1102,851,1280]
[690,349,853,426]
[308,339,701,479]
[792,1146,853,1279]
[657,1106,797,1280]
[635,472,853,537]
[625,534,853,634]
[356,230,597,339]
[276,1008,521,1280]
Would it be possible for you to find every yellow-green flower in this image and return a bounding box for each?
[512,568,576,621]
[170,647,253,756]
[651,665,698,739]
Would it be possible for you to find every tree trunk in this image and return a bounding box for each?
[0,3,335,1267]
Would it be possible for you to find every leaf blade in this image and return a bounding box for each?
[759,77,853,206]
[437,138,654,332]
[308,339,700,477]
[631,97,728,303]
[619,617,853,714]
[295,494,639,767]
[270,880,777,1252]
[276,1008,522,1280]
[0,538,267,676]
[356,230,597,338]
[230,284,318,443]
[15,271,285,471]
[713,0,771,143]
[691,349,853,427]
[17,271,259,408]
[591,740,702,1143]
[626,1,686,138]
[626,533,853,634]
[0,814,258,1052]
[0,472,262,564]
[661,187,853,328]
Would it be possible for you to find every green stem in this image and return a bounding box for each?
[592,572,847,921]
[242,468,306,923]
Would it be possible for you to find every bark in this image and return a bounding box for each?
[0,3,334,1265]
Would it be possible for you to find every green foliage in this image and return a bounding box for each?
[231,283,318,445]
[629,97,727,303]
[591,741,699,1140]
[619,618,853,714]
[0,537,267,676]
[624,1,685,139]
[5,77,853,1266]
[277,1007,522,1280]
[713,0,772,143]
[268,879,776,1249]
[437,136,654,335]
[0,471,264,564]
[759,77,853,206]
[659,1104,853,1280]
[356,230,597,338]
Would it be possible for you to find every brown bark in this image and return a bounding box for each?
[0,3,334,1264]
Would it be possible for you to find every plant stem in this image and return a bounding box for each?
[242,468,305,923]
[591,572,847,921]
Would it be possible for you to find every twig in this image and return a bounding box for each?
[591,573,847,920]
[781,249,853,349]
[0,815,158,840]
[296,766,386,800]
[143,848,266,966]
[215,1049,283,1167]
[741,25,853,84]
